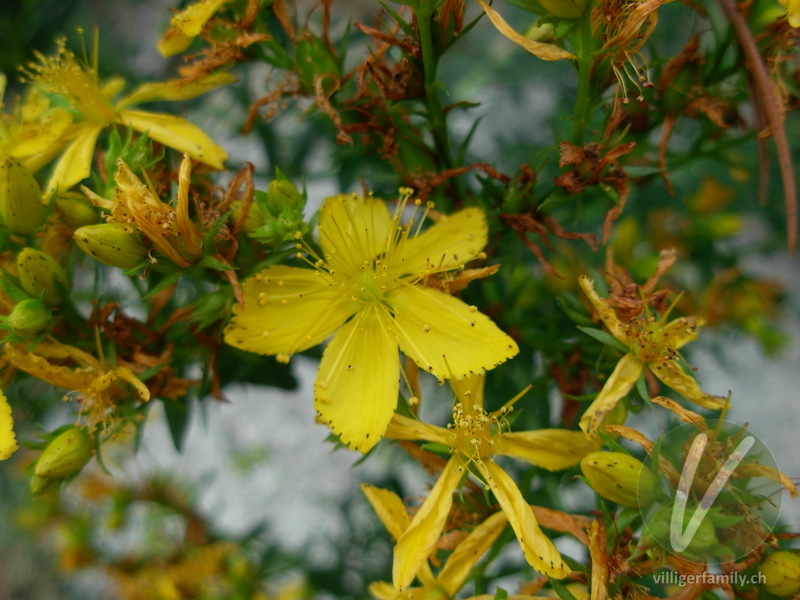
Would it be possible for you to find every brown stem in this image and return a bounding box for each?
[718,0,797,252]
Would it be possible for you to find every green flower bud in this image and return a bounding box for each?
[74,223,148,270]
[35,427,94,479]
[266,179,305,215]
[645,505,719,554]
[0,156,46,235]
[30,474,57,496]
[8,299,51,335]
[581,451,658,508]
[761,551,800,597]
[17,248,69,307]
[55,192,99,229]
[229,200,265,234]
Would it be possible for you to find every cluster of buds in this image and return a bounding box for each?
[231,169,307,246]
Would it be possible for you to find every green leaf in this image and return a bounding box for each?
[162,398,190,452]
[577,326,629,353]
[550,578,579,600]
[492,588,509,600]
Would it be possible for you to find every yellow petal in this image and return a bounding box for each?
[361,483,410,540]
[118,109,227,169]
[649,362,726,410]
[0,389,19,460]
[450,372,486,414]
[314,306,399,452]
[114,367,151,403]
[579,353,643,436]
[661,316,700,350]
[318,193,393,278]
[397,208,488,275]
[388,284,518,381]
[158,28,193,58]
[368,581,400,600]
[118,72,237,109]
[5,343,93,391]
[170,0,228,37]
[9,108,72,159]
[438,511,508,597]
[495,429,600,470]
[224,265,357,356]
[476,0,575,61]
[481,462,570,578]
[45,124,103,194]
[384,414,450,445]
[577,276,630,346]
[394,457,463,590]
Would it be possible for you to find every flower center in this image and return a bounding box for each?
[352,260,388,303]
[629,318,672,364]
[447,403,498,463]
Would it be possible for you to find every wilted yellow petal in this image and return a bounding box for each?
[476,0,575,61]
[438,511,508,597]
[661,316,701,350]
[578,276,630,346]
[580,352,643,436]
[361,484,410,540]
[649,361,726,410]
[388,284,518,382]
[481,462,570,578]
[495,429,600,470]
[0,389,18,460]
[118,109,227,169]
[114,366,151,403]
[394,456,463,590]
[5,343,93,391]
[158,28,193,58]
[224,265,357,357]
[171,0,228,37]
[118,72,237,109]
[314,306,399,452]
[384,414,450,446]
[45,123,103,194]
[397,207,488,275]
[318,194,394,278]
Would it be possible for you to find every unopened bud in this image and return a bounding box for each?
[761,551,800,597]
[55,192,99,229]
[645,505,718,554]
[17,248,69,306]
[265,180,305,215]
[35,426,94,479]
[74,223,148,270]
[8,299,50,335]
[581,451,657,508]
[0,156,46,235]
[30,474,56,495]
[230,200,265,234]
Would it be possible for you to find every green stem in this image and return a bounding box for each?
[415,10,456,177]
[570,12,595,146]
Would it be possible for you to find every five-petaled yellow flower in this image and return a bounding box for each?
[224,192,519,452]
[578,275,726,436]
[24,39,232,194]
[363,483,509,600]
[382,374,598,589]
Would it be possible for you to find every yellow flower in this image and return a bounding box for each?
[0,75,72,166]
[382,374,598,589]
[4,341,150,430]
[778,0,800,26]
[0,388,18,460]
[363,483,509,600]
[24,39,233,194]
[578,276,726,436]
[158,0,229,57]
[224,192,519,452]
[84,155,204,267]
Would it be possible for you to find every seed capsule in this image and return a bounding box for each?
[74,223,148,270]
[761,551,800,597]
[581,451,658,508]
[0,156,46,235]
[8,298,51,335]
[17,248,69,306]
[35,426,94,479]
